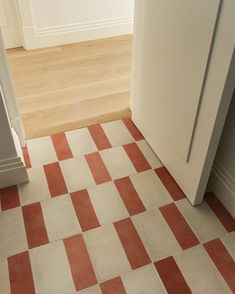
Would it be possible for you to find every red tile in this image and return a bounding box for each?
[64,234,97,291]
[88,124,112,150]
[22,146,32,168]
[0,185,20,211]
[205,192,235,232]
[100,277,126,294]
[114,218,151,269]
[160,203,200,250]
[71,190,100,232]
[122,118,144,141]
[51,132,73,161]
[154,256,192,294]
[155,167,186,201]
[44,162,68,197]
[204,238,235,293]
[114,177,146,216]
[123,143,151,172]
[8,251,35,294]
[22,202,49,249]
[85,152,111,184]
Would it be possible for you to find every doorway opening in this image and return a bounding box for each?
[2,0,134,139]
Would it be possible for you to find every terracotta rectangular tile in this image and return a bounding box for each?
[88,124,112,150]
[155,167,186,201]
[123,143,151,173]
[51,132,73,161]
[85,152,112,185]
[0,185,20,211]
[64,234,97,291]
[122,118,144,141]
[154,256,191,294]
[22,202,49,249]
[71,190,100,232]
[159,203,200,250]
[100,277,126,294]
[205,192,235,232]
[204,238,235,293]
[114,218,151,269]
[44,162,68,197]
[8,251,35,294]
[114,177,146,216]
[22,146,32,168]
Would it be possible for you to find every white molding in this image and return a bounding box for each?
[0,155,28,188]
[208,160,235,217]
[22,17,133,49]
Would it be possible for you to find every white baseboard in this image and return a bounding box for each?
[208,160,235,218]
[22,17,133,50]
[0,156,28,188]
[0,128,28,188]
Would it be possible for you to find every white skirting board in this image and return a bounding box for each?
[22,17,133,50]
[0,128,28,188]
[208,160,235,218]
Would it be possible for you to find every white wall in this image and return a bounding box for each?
[18,0,134,49]
[209,90,235,217]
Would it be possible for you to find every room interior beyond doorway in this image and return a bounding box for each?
[7,35,132,139]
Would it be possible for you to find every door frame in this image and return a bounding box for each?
[0,29,25,147]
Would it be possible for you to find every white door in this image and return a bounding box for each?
[131,0,235,205]
[0,0,22,48]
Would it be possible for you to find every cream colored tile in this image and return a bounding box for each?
[77,285,101,294]
[66,128,97,156]
[27,136,57,167]
[221,232,235,260]
[102,120,134,146]
[60,157,95,192]
[0,259,10,294]
[84,224,131,282]
[0,208,27,258]
[88,182,128,225]
[176,199,227,243]
[122,264,166,294]
[41,195,81,242]
[18,166,50,205]
[100,146,135,179]
[136,140,163,169]
[175,245,232,294]
[130,170,172,210]
[132,210,181,261]
[30,241,75,294]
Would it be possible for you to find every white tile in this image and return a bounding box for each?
[175,245,232,294]
[27,136,57,167]
[18,167,50,205]
[102,120,134,146]
[0,208,27,258]
[136,140,163,169]
[41,194,81,242]
[60,157,95,192]
[84,224,131,282]
[176,199,227,243]
[132,210,181,261]
[88,182,129,225]
[100,147,135,180]
[30,241,75,294]
[66,128,97,157]
[0,258,10,294]
[221,232,235,260]
[130,170,172,210]
[122,264,166,294]
[77,285,101,294]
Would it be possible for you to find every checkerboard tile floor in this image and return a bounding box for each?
[0,118,235,294]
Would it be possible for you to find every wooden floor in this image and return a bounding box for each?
[7,35,133,139]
